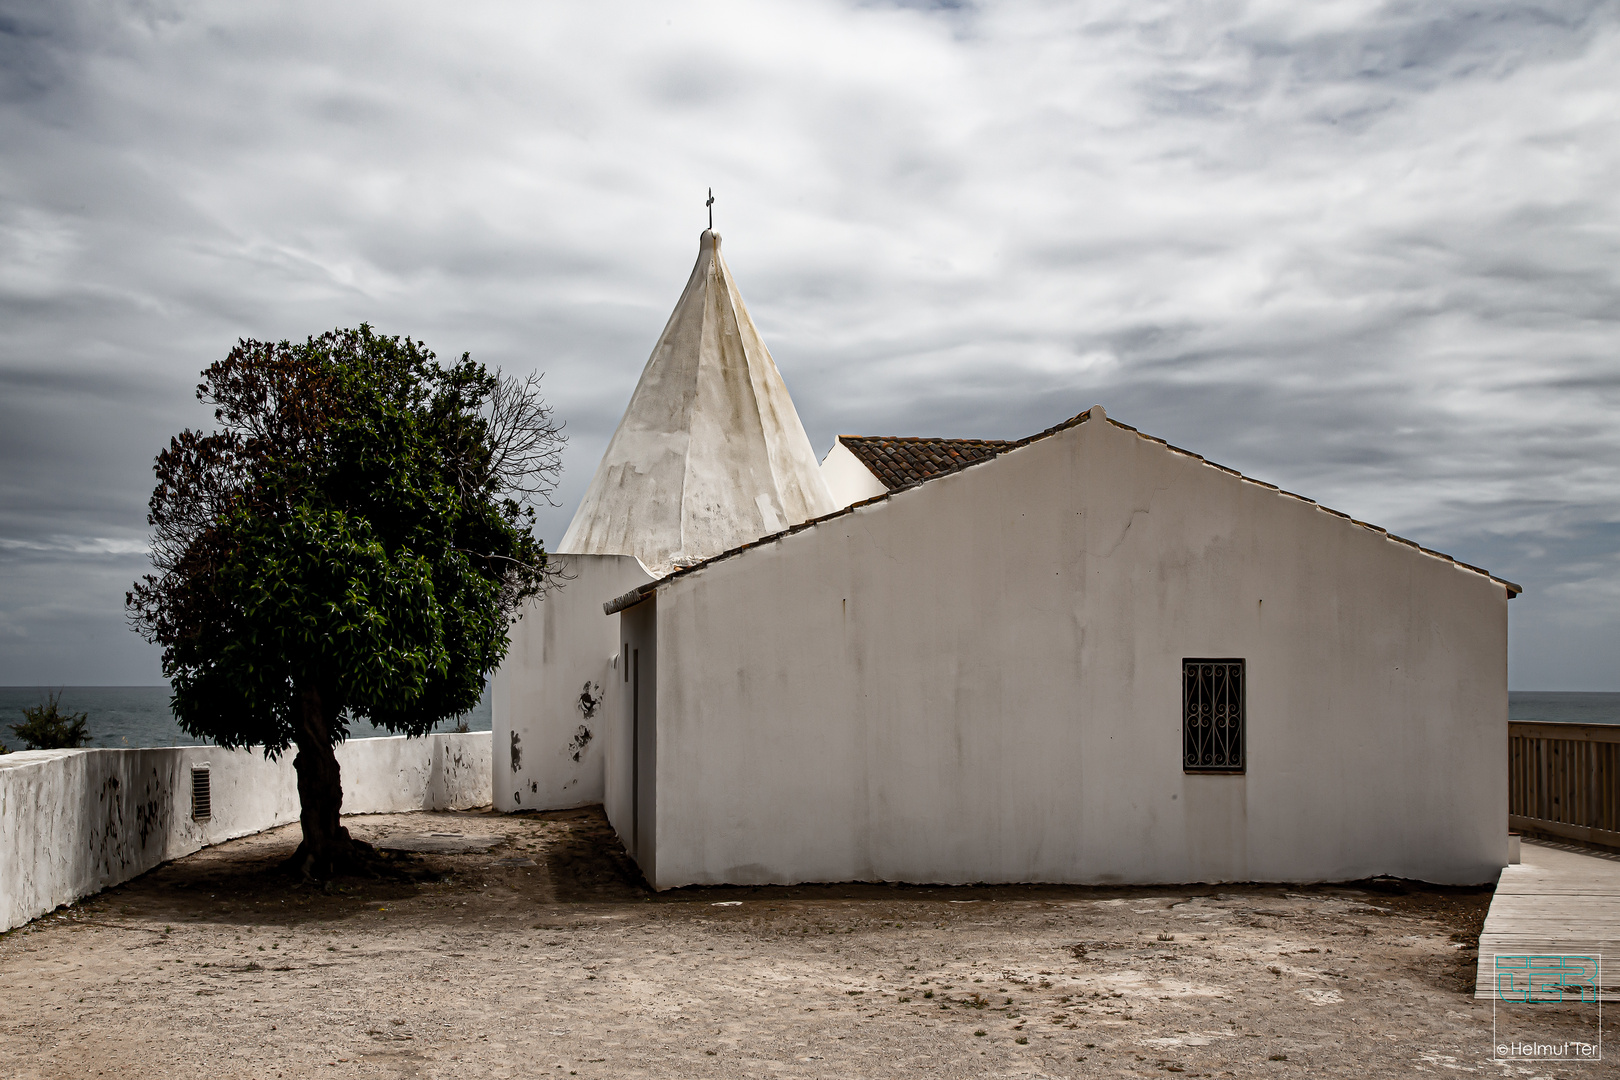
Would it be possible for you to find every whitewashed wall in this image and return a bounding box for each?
[819,438,888,509]
[0,732,490,932]
[603,644,631,864]
[604,598,658,880]
[492,554,652,811]
[636,411,1511,890]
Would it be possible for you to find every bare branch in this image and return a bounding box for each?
[485,369,566,507]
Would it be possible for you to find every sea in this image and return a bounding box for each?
[0,685,1612,751]
[0,685,490,750]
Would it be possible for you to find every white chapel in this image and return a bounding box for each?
[493,229,1518,890]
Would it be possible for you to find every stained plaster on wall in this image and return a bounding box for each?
[1,733,491,932]
[492,554,652,812]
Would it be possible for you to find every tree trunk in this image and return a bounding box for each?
[286,684,371,879]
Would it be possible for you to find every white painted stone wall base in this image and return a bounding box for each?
[0,732,490,933]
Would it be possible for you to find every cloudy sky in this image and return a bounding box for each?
[1,0,1617,689]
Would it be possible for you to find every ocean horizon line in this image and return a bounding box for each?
[1,686,1614,752]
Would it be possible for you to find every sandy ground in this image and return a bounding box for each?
[0,809,1609,1079]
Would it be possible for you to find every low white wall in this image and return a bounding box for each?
[337,732,492,814]
[0,732,490,933]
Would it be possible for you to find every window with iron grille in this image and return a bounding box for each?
[1183,659,1245,773]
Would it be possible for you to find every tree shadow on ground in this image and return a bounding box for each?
[77,805,650,930]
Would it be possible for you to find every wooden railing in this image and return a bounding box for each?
[1509,721,1620,849]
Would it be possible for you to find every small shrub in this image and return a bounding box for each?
[9,691,91,750]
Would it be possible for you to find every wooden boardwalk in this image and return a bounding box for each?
[1476,838,1620,1001]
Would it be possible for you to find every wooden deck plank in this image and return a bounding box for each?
[1475,839,1620,1001]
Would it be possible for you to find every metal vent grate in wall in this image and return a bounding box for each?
[191,766,212,821]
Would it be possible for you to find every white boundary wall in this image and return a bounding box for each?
[0,732,489,932]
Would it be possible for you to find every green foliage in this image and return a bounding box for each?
[9,691,92,750]
[127,325,562,754]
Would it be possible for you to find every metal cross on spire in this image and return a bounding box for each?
[706,188,715,230]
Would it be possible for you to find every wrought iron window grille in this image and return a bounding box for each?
[1183,659,1245,773]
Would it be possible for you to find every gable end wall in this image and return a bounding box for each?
[648,416,1508,888]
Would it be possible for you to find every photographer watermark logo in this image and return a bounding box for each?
[1494,1039,1599,1060]
[1491,954,1602,1061]
[1497,954,1598,1005]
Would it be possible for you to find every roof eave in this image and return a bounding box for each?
[601,405,1524,606]
[603,583,658,616]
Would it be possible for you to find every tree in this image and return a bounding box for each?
[128,326,563,878]
[8,691,93,750]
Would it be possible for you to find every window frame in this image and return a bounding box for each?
[1182,658,1246,774]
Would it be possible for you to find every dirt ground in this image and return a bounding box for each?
[0,809,1609,1079]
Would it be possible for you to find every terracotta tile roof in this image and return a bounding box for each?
[839,436,1015,490]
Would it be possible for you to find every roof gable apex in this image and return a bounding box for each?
[605,405,1519,613]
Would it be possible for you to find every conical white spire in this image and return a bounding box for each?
[558,230,836,575]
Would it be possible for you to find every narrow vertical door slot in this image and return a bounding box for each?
[631,647,640,858]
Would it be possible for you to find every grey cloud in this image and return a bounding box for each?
[0,2,79,106]
[1274,2,1611,87]
[0,0,1616,687]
